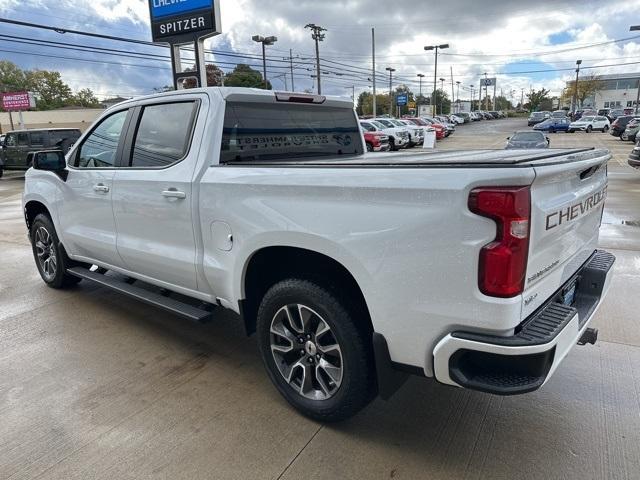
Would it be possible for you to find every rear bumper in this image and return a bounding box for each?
[432,250,615,395]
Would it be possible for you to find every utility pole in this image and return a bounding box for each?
[483,72,489,111]
[439,78,445,115]
[252,35,278,89]
[521,88,524,110]
[572,60,582,115]
[289,49,295,91]
[372,28,377,117]
[386,67,395,116]
[425,43,449,117]
[470,85,474,112]
[450,67,455,115]
[456,81,461,113]
[305,24,326,95]
[417,73,425,116]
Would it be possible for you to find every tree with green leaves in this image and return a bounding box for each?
[433,89,451,114]
[224,64,271,89]
[183,63,224,89]
[25,70,73,110]
[71,88,101,108]
[0,60,27,92]
[526,88,552,112]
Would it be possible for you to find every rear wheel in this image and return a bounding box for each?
[366,142,373,152]
[548,127,555,134]
[0,167,3,178]
[602,125,609,133]
[256,279,375,422]
[30,214,81,289]
[568,129,574,133]
[389,138,397,151]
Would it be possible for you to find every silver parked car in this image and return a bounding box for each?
[505,130,549,149]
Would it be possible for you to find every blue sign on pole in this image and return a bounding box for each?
[396,93,408,106]
[148,0,220,43]
[150,0,213,19]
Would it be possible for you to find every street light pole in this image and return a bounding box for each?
[470,85,474,111]
[252,35,278,89]
[425,43,449,117]
[439,77,445,115]
[305,24,326,95]
[455,81,460,113]
[417,73,425,116]
[572,59,582,115]
[386,67,395,116]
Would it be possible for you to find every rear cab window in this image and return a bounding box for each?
[126,102,198,168]
[221,102,363,163]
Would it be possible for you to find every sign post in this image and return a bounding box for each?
[1,91,35,131]
[148,0,222,90]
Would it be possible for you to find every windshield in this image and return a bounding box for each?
[371,121,387,129]
[580,116,594,122]
[377,119,394,128]
[511,132,544,142]
[221,102,363,163]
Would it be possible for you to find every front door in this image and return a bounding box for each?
[2,131,29,168]
[112,100,202,291]
[58,108,131,267]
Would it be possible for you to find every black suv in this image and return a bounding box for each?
[0,128,81,177]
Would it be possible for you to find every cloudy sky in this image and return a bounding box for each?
[0,0,639,103]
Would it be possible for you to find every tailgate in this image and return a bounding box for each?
[522,152,610,318]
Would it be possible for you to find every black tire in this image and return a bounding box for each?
[30,214,81,289]
[548,128,555,134]
[0,167,3,178]
[365,142,373,152]
[389,138,397,151]
[568,129,574,133]
[603,125,609,133]
[256,279,376,422]
[586,125,592,133]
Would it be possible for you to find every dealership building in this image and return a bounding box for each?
[568,72,640,110]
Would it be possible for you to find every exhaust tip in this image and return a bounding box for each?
[578,328,598,346]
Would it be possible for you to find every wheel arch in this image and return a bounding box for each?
[240,245,374,338]
[24,200,52,233]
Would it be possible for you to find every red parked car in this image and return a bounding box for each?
[363,131,391,152]
[404,117,446,140]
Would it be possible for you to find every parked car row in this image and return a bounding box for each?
[360,114,463,151]
[532,115,611,134]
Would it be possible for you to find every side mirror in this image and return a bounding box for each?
[33,150,68,180]
[506,137,511,140]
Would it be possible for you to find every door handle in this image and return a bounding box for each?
[93,184,110,193]
[162,189,186,199]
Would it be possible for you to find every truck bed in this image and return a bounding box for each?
[224,148,605,168]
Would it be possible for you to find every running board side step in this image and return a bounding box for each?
[67,267,213,323]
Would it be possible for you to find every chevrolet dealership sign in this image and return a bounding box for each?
[149,0,221,44]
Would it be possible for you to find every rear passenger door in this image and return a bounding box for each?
[111,98,203,292]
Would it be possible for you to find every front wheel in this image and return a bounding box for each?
[586,125,592,133]
[389,138,397,151]
[548,128,555,134]
[257,279,375,422]
[602,125,609,133]
[30,214,81,289]
[366,142,373,152]
[0,167,3,178]
[568,129,574,133]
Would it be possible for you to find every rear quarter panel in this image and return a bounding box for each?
[198,164,535,375]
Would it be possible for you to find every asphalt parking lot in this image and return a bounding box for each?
[1,117,639,480]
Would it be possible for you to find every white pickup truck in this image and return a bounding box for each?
[23,88,614,422]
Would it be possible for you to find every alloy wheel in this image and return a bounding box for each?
[35,226,57,281]
[269,304,344,400]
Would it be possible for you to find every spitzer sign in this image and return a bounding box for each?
[149,0,221,44]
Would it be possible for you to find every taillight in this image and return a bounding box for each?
[468,186,531,298]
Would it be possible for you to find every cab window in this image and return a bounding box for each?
[127,102,197,168]
[75,110,128,168]
[17,133,28,146]
[4,133,16,147]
